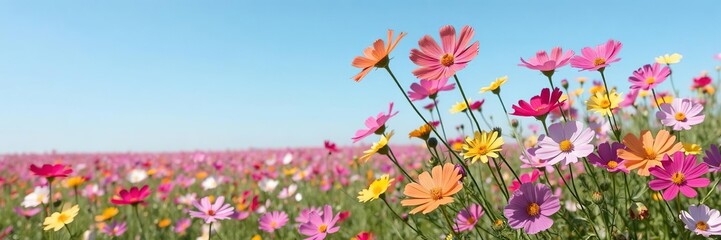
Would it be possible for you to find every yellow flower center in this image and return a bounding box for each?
[440,53,455,67]
[371,184,383,195]
[599,99,611,109]
[270,221,277,228]
[559,140,573,152]
[475,145,488,155]
[57,213,69,223]
[675,112,687,121]
[430,187,444,200]
[646,77,656,85]
[467,216,476,225]
[644,147,657,160]
[607,160,618,169]
[696,221,709,231]
[318,224,328,233]
[593,58,606,66]
[493,219,504,227]
[527,203,540,217]
[671,172,685,184]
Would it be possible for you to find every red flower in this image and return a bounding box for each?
[511,88,564,119]
[29,164,72,179]
[324,140,339,153]
[111,185,151,205]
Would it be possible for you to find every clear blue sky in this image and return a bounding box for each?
[1,1,720,153]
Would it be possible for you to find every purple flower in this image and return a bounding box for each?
[259,211,289,233]
[189,196,235,223]
[656,98,705,131]
[703,145,721,172]
[298,205,341,240]
[680,204,721,237]
[454,204,484,232]
[101,221,127,237]
[519,147,554,171]
[535,121,595,165]
[504,183,560,234]
[649,152,710,201]
[296,207,322,224]
[587,142,628,173]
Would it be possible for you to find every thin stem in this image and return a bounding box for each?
[453,74,483,131]
[386,148,414,182]
[440,205,457,235]
[667,64,679,96]
[651,88,663,111]
[701,178,721,204]
[599,70,622,140]
[133,205,144,236]
[382,198,428,240]
[209,222,213,240]
[546,74,567,122]
[64,223,72,239]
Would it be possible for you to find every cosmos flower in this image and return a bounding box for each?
[173,218,191,234]
[618,130,683,176]
[586,90,621,116]
[111,185,151,205]
[628,63,670,91]
[101,221,127,237]
[649,152,709,201]
[190,196,235,223]
[22,186,49,208]
[655,53,682,65]
[570,39,622,71]
[656,98,705,131]
[358,174,393,202]
[511,88,564,119]
[587,142,628,173]
[454,204,484,232]
[127,169,148,183]
[692,75,712,91]
[298,205,341,240]
[679,205,721,237]
[518,47,574,73]
[480,76,508,94]
[352,102,398,143]
[409,25,479,80]
[14,207,41,218]
[408,122,438,141]
[407,78,455,101]
[259,211,289,233]
[619,89,639,108]
[519,147,554,171]
[352,29,406,81]
[43,204,80,231]
[359,131,394,163]
[30,164,72,179]
[324,140,339,153]
[401,163,463,214]
[703,145,721,172]
[462,130,504,164]
[504,183,560,234]
[508,170,541,192]
[95,207,119,222]
[535,121,595,166]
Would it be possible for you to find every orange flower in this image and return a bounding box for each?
[618,130,682,176]
[351,30,406,82]
[401,163,462,214]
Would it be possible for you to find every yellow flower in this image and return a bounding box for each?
[158,218,172,228]
[589,85,605,95]
[147,169,157,176]
[95,207,119,222]
[586,91,621,116]
[251,234,262,240]
[43,204,80,231]
[409,123,434,140]
[653,95,674,107]
[195,171,208,180]
[577,77,587,84]
[359,131,394,163]
[480,76,507,94]
[655,53,682,65]
[449,100,470,114]
[703,85,716,95]
[357,174,394,202]
[64,176,86,188]
[524,134,538,148]
[682,143,702,155]
[462,130,504,164]
[283,167,298,176]
[651,192,663,201]
[573,88,584,97]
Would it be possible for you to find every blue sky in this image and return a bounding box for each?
[1,1,720,153]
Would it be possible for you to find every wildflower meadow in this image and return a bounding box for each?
[3,4,721,240]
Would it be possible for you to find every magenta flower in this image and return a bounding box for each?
[101,221,127,237]
[454,204,484,232]
[259,211,289,233]
[588,142,628,173]
[519,147,554,171]
[296,207,322,224]
[29,164,72,179]
[649,152,710,201]
[519,47,574,73]
[570,39,622,71]
[173,218,191,233]
[469,99,484,111]
[692,75,712,90]
[656,98,705,131]
[509,170,541,192]
[619,88,639,108]
[14,207,41,218]
[407,78,455,101]
[111,185,151,205]
[298,205,341,240]
[704,145,721,172]
[511,88,564,119]
[324,140,339,153]
[189,196,235,223]
[628,63,670,90]
[352,102,398,142]
[409,25,479,80]
[504,183,560,234]
[535,121,595,165]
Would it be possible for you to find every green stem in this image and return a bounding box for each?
[701,178,721,204]
[382,198,428,240]
[386,148,414,182]
[453,74,483,131]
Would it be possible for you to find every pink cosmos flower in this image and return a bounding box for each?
[407,78,455,101]
[409,25,479,80]
[296,207,322,224]
[509,170,541,192]
[511,88,564,119]
[14,207,41,218]
[190,196,235,223]
[324,141,339,153]
[298,205,341,240]
[352,102,398,143]
[173,218,191,233]
[703,145,721,172]
[692,75,712,90]
[519,147,554,171]
[649,152,710,201]
[101,221,127,237]
[423,101,436,111]
[29,164,72,178]
[469,99,484,111]
[656,98,705,131]
[110,185,151,205]
[535,121,595,166]
[504,183,560,234]
[570,39,622,71]
[454,204,484,232]
[354,232,374,240]
[259,211,289,233]
[628,63,670,90]
[519,47,574,73]
[587,142,628,173]
[619,89,640,108]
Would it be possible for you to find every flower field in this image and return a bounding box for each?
[3,24,721,240]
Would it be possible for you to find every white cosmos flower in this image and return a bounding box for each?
[22,186,49,208]
[127,169,148,183]
[277,184,297,199]
[282,153,293,165]
[680,204,721,237]
[294,193,303,202]
[201,177,218,190]
[259,179,279,193]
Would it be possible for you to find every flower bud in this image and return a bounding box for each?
[590,191,604,204]
[511,119,519,128]
[491,219,505,231]
[427,137,438,148]
[454,164,466,181]
[561,79,569,89]
[629,202,649,220]
[599,181,610,191]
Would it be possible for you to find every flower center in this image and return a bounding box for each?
[371,185,383,195]
[57,213,69,223]
[607,160,618,169]
[593,58,606,66]
[599,99,611,109]
[207,210,216,216]
[645,77,656,85]
[318,224,328,233]
[527,203,540,217]
[644,147,657,160]
[559,140,573,152]
[467,216,476,225]
[675,112,687,121]
[671,172,686,184]
[429,187,443,200]
[270,221,277,228]
[440,53,455,67]
[475,145,488,155]
[696,221,709,231]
